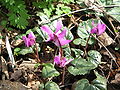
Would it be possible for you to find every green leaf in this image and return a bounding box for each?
[76,22,95,46]
[95,71,107,86]
[1,20,7,27]
[14,48,21,55]
[63,44,74,60]
[68,58,96,75]
[75,78,106,90]
[35,27,46,42]
[55,4,71,16]
[87,50,102,67]
[73,38,87,46]
[18,47,34,55]
[107,7,120,21]
[60,0,74,4]
[32,1,47,9]
[75,79,89,90]
[77,24,89,39]
[43,8,52,17]
[45,81,60,90]
[88,37,95,45]
[42,63,60,78]
[73,38,82,45]
[34,63,41,69]
[39,83,44,90]
[5,0,29,29]
[71,48,84,58]
[36,12,49,23]
[66,28,74,40]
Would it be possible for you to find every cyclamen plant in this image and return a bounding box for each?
[41,20,72,67]
[90,21,106,35]
[22,32,36,47]
[54,52,73,67]
[40,20,72,47]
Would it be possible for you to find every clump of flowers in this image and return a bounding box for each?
[90,21,106,35]
[54,53,73,67]
[40,20,72,47]
[22,31,36,47]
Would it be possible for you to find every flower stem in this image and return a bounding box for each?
[83,34,91,58]
[34,41,41,63]
[62,66,65,85]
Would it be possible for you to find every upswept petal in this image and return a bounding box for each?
[29,39,35,46]
[90,27,97,34]
[57,29,67,38]
[97,23,106,35]
[54,20,63,34]
[59,38,72,46]
[28,32,36,39]
[60,57,66,67]
[54,53,61,65]
[53,36,61,46]
[22,36,30,47]
[64,59,73,66]
[41,25,53,35]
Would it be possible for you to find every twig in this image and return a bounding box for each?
[91,34,120,80]
[39,5,120,25]
[91,34,119,68]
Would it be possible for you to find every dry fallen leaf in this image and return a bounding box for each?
[98,32,115,48]
[1,56,9,79]
[27,80,40,90]
[0,80,31,90]
[111,73,120,84]
[10,69,24,81]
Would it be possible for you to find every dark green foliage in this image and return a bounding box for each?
[32,0,74,17]
[0,0,29,29]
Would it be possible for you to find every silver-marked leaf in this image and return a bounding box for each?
[71,48,84,58]
[68,58,96,75]
[42,63,60,78]
[87,50,102,67]
[75,77,106,90]
[45,81,60,90]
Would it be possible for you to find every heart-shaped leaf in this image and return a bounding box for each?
[87,50,102,67]
[42,63,60,78]
[68,58,96,75]
[75,78,106,90]
[45,81,60,90]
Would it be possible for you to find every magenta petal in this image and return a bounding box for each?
[28,32,36,39]
[57,29,66,38]
[53,36,61,46]
[29,39,35,46]
[97,23,106,35]
[90,27,97,34]
[60,58,66,67]
[22,36,30,47]
[41,25,53,35]
[64,59,73,66]
[59,38,72,46]
[92,21,95,27]
[54,20,63,34]
[54,56,61,65]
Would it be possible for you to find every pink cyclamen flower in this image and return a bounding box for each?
[40,20,72,47]
[22,32,36,47]
[54,53,73,67]
[90,21,106,35]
